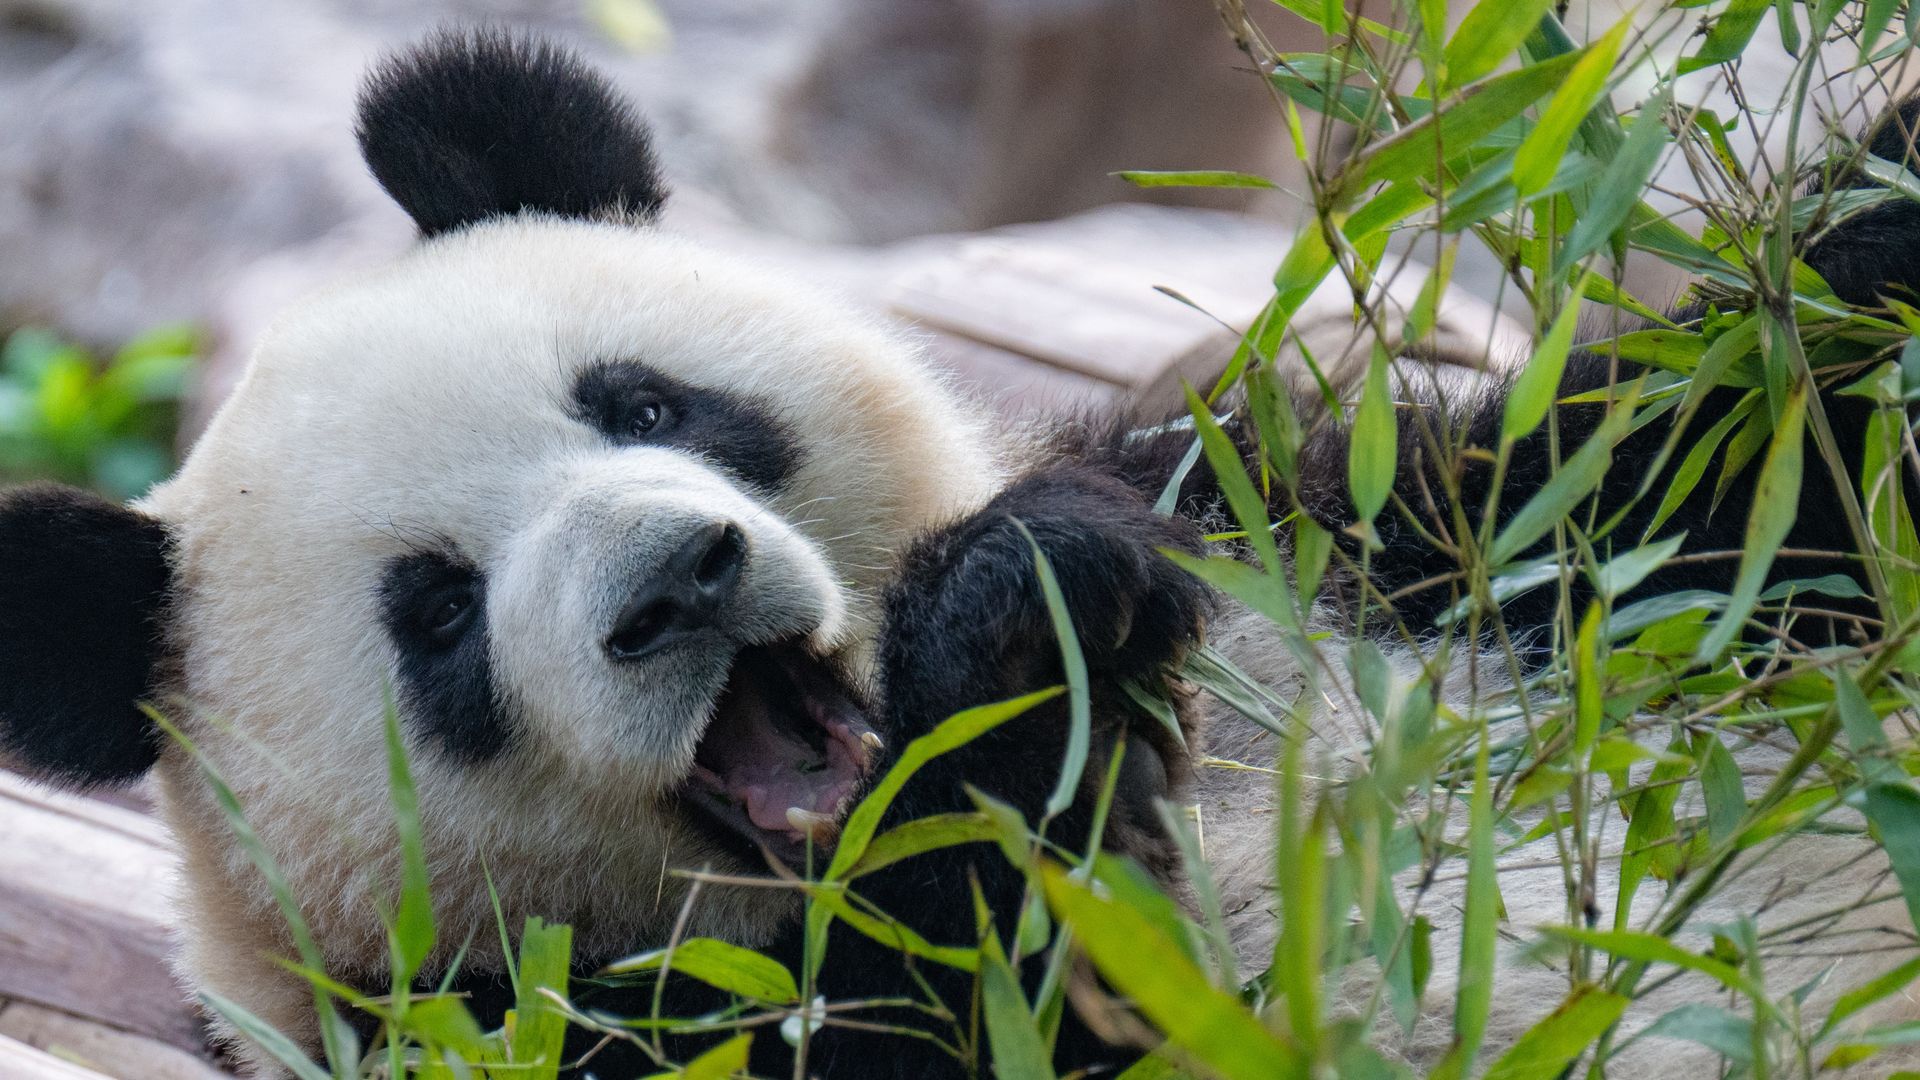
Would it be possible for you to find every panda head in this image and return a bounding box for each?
[0,30,1000,955]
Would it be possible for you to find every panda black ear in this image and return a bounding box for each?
[1803,95,1920,307]
[0,484,171,787]
[355,28,667,237]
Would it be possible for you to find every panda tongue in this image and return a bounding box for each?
[696,646,872,842]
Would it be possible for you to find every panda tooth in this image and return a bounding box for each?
[787,807,835,836]
[860,731,883,751]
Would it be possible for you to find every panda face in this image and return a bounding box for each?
[136,216,1002,953]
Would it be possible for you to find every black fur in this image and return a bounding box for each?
[378,549,512,761]
[1802,95,1920,307]
[570,359,804,493]
[356,29,667,237]
[0,484,170,786]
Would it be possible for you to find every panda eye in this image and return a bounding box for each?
[419,585,477,644]
[628,399,665,437]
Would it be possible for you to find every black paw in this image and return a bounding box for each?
[880,466,1213,727]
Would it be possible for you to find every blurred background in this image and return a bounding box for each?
[0,0,1887,501]
[0,0,1327,484]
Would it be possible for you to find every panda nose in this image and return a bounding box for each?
[604,522,747,662]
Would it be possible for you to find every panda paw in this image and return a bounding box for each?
[879,466,1214,728]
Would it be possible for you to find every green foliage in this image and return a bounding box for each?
[0,324,195,498]
[174,1,1920,1077]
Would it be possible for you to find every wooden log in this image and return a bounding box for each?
[0,1003,231,1080]
[0,772,205,1053]
[0,1030,116,1080]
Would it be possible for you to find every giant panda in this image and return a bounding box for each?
[0,28,1915,1079]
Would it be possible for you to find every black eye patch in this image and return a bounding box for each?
[570,360,804,493]
[378,549,512,761]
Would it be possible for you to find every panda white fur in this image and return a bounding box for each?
[0,29,1915,1079]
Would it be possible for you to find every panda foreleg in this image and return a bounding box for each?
[763,463,1217,1077]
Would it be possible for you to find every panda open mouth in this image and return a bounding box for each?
[679,642,881,864]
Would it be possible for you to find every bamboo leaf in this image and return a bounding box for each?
[1512,19,1626,196]
[826,687,1062,880]
[1490,383,1639,565]
[1039,863,1307,1078]
[1697,383,1806,661]
[1502,274,1589,442]
[1018,524,1092,822]
[681,1034,752,1080]
[1679,0,1771,73]
[1556,89,1673,276]
[1338,51,1583,193]
[383,699,435,990]
[1445,0,1560,89]
[981,932,1058,1080]
[605,938,800,1003]
[844,813,1004,879]
[1837,671,1920,933]
[1186,384,1281,573]
[1350,344,1397,525]
[510,917,571,1076]
[1481,986,1628,1080]
[198,992,336,1080]
[1538,927,1763,1000]
[1116,170,1277,189]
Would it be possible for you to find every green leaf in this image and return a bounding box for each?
[981,932,1058,1080]
[844,812,1004,878]
[1556,89,1673,277]
[1538,927,1763,1000]
[1642,1002,1754,1063]
[1695,733,1745,850]
[1821,955,1920,1039]
[1646,389,1760,537]
[1186,385,1280,573]
[1759,573,1867,602]
[1444,0,1559,89]
[1349,344,1397,525]
[1295,516,1333,608]
[808,883,981,971]
[1115,170,1277,189]
[401,996,496,1062]
[1512,19,1626,196]
[1617,734,1691,923]
[1502,275,1589,442]
[605,938,800,1003]
[1858,0,1901,62]
[1481,986,1628,1080]
[511,916,572,1075]
[1696,383,1806,661]
[1837,671,1920,933]
[1039,863,1306,1078]
[1591,533,1686,600]
[1338,51,1583,194]
[198,992,335,1080]
[1015,523,1092,823]
[1490,384,1639,564]
[383,699,435,989]
[1679,0,1771,73]
[1443,731,1498,1075]
[826,688,1063,880]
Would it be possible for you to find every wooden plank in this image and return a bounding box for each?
[0,1030,116,1080]
[0,1003,231,1080]
[0,772,203,1053]
[923,331,1121,413]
